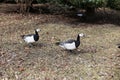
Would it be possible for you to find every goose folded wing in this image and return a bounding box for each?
[59,39,75,45]
[23,34,34,38]
[64,39,76,43]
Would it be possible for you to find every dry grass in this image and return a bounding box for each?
[0,13,120,80]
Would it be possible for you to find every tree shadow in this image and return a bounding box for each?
[65,9,120,26]
[1,3,120,26]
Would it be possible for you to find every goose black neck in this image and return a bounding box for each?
[35,30,38,35]
[77,34,80,41]
[75,34,80,48]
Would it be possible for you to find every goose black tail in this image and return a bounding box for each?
[118,45,120,48]
[55,42,60,45]
[20,35,25,38]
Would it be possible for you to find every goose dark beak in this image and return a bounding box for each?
[82,34,86,37]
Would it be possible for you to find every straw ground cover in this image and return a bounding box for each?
[0,13,120,80]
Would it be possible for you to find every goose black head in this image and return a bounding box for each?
[79,33,84,37]
[35,29,40,35]
[77,33,85,41]
[36,29,41,32]
[75,33,85,48]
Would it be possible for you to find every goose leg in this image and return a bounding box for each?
[28,43,33,47]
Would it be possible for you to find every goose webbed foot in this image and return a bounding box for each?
[68,50,75,53]
[28,43,34,47]
[68,49,79,54]
[69,50,73,52]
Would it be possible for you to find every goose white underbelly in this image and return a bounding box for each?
[59,42,76,50]
[24,36,35,43]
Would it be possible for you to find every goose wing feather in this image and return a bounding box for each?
[22,34,34,38]
[64,39,75,43]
